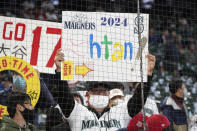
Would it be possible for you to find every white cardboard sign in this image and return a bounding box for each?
[0,16,62,74]
[62,11,149,82]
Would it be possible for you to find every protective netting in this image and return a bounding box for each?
[0,0,197,131]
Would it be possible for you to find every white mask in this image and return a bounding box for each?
[113,99,124,106]
[89,95,109,109]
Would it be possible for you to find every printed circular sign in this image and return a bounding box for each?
[0,56,40,118]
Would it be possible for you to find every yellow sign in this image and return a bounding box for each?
[75,63,93,77]
[62,61,73,80]
[0,56,40,119]
[0,105,8,118]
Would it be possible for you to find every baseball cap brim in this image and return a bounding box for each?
[109,89,124,99]
[86,82,111,91]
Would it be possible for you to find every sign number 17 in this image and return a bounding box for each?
[30,27,61,67]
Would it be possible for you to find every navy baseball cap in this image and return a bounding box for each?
[86,82,111,91]
[0,73,13,83]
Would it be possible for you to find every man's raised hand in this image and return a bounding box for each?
[147,53,156,76]
[54,49,64,72]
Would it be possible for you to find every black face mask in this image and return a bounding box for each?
[21,108,35,124]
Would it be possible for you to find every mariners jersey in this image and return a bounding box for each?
[125,95,159,117]
[67,101,131,131]
[144,98,159,117]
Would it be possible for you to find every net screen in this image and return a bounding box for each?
[0,0,197,131]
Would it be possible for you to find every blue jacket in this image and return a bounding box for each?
[35,78,56,109]
[0,83,4,91]
[0,86,12,106]
[160,96,188,126]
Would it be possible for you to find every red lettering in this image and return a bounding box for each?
[64,64,67,76]
[2,59,7,67]
[18,62,23,69]
[69,65,71,74]
[26,73,34,80]
[46,28,62,67]
[14,23,26,41]
[46,28,61,35]
[0,107,5,118]
[30,27,61,68]
[3,22,13,40]
[30,26,42,66]
[21,66,30,74]
[13,59,18,68]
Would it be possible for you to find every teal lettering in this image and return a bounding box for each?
[82,120,99,130]
[95,120,99,127]
[82,120,90,130]
[90,120,94,128]
[112,119,121,128]
[144,108,153,116]
[117,121,121,128]
[104,121,110,128]
[100,121,104,127]
[109,120,114,128]
[113,119,117,127]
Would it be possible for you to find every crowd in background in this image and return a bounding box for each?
[0,0,197,130]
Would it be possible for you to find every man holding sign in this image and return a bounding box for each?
[51,49,155,131]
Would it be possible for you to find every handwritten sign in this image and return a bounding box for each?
[0,56,40,119]
[0,105,8,119]
[0,16,62,74]
[62,11,149,82]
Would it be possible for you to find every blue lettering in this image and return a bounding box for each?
[124,42,133,60]
[90,34,101,59]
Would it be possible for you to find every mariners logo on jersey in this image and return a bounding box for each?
[82,119,121,130]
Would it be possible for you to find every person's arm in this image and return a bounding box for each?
[127,53,155,117]
[50,49,75,118]
[127,76,152,117]
[35,78,56,109]
[52,72,75,118]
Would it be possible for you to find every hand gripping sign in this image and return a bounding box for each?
[0,56,40,119]
[62,11,149,82]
